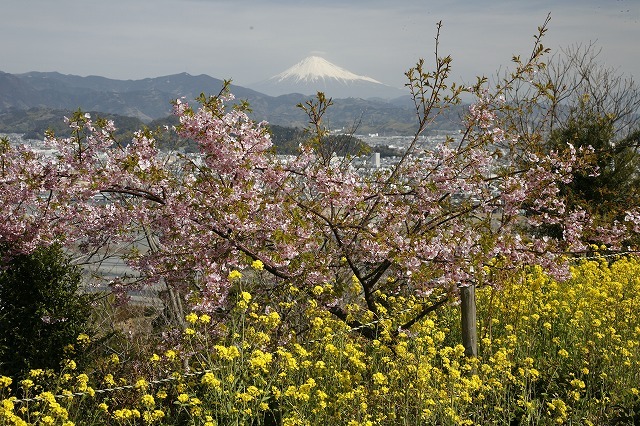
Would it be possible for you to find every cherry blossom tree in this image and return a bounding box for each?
[2,18,638,337]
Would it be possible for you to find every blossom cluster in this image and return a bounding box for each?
[2,40,638,326]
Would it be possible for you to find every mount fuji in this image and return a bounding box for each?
[249,56,405,100]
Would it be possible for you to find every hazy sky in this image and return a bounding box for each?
[2,0,638,90]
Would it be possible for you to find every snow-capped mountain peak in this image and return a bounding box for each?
[249,56,405,99]
[272,56,382,85]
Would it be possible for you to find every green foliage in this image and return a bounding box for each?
[550,103,640,219]
[544,100,640,242]
[267,124,306,155]
[269,124,371,159]
[0,107,145,141]
[314,134,371,159]
[508,42,640,245]
[0,244,94,380]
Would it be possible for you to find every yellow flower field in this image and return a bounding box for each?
[1,256,639,425]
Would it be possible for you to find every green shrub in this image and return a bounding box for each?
[0,244,94,380]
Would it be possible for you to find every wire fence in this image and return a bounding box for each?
[7,250,640,405]
[9,302,421,405]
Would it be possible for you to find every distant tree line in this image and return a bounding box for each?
[0,109,404,158]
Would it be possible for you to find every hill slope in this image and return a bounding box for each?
[0,71,464,135]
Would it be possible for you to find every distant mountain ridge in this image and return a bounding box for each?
[0,70,464,135]
[249,56,406,99]
[0,71,262,122]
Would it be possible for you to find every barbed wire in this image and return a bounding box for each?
[10,302,422,405]
[13,375,182,404]
[8,251,640,405]
[570,249,640,262]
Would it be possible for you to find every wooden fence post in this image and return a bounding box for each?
[459,283,477,358]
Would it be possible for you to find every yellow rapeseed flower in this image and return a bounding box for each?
[143,410,165,423]
[236,291,251,309]
[0,376,12,388]
[40,415,55,425]
[29,369,44,378]
[76,333,90,345]
[20,379,33,389]
[140,394,155,408]
[372,372,387,385]
[135,378,149,391]
[201,373,221,389]
[250,349,273,372]
[570,379,586,389]
[228,270,243,280]
[185,312,198,324]
[1,398,14,412]
[260,311,281,328]
[215,344,241,361]
[113,408,141,420]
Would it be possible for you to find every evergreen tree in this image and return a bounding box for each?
[548,99,640,222]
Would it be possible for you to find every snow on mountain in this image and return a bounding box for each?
[273,56,381,84]
[249,56,405,100]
